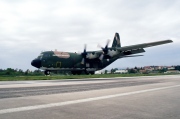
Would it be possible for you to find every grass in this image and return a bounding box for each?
[0,73,179,81]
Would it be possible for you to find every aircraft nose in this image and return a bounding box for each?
[31,59,41,68]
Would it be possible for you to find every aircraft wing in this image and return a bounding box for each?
[117,40,173,51]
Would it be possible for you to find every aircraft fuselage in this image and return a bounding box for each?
[31,50,118,75]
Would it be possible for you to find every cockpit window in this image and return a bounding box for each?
[37,53,43,59]
[43,54,49,57]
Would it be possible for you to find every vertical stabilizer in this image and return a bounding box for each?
[112,33,121,47]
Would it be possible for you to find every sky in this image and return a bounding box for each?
[0,0,180,71]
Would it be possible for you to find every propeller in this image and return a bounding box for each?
[98,39,110,60]
[81,44,87,64]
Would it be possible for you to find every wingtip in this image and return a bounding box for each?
[162,39,173,43]
[166,39,173,43]
[169,39,173,42]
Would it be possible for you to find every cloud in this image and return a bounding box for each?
[0,0,179,70]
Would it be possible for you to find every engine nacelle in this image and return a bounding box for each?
[107,49,119,57]
[86,53,98,59]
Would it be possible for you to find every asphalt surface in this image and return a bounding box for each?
[0,75,180,119]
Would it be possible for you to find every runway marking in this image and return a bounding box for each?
[0,84,180,114]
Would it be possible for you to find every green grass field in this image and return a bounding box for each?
[0,73,178,81]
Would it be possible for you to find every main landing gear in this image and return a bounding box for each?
[44,70,50,75]
[89,71,95,75]
[71,71,81,75]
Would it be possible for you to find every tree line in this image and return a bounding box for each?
[0,68,43,76]
[1,65,180,76]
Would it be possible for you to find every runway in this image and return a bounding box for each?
[0,75,180,119]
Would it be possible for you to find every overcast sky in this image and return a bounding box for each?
[0,0,179,71]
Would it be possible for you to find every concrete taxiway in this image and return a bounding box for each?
[0,75,180,119]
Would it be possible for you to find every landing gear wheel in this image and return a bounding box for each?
[72,71,75,75]
[76,71,81,75]
[72,71,82,75]
[89,71,95,75]
[44,70,50,75]
[84,71,89,75]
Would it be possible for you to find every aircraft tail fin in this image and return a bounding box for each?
[112,33,121,47]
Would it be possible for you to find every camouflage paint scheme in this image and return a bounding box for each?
[31,33,173,75]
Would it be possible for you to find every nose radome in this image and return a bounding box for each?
[31,59,41,68]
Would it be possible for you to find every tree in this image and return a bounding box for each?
[159,68,168,73]
[111,68,118,74]
[128,68,137,73]
[175,66,180,71]
[5,68,16,75]
[105,70,108,74]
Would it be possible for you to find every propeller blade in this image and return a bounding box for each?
[106,39,110,47]
[99,54,104,60]
[82,44,87,57]
[97,44,103,49]
[84,44,87,51]
[83,44,87,54]
[98,39,111,60]
[81,44,87,65]
[81,58,85,64]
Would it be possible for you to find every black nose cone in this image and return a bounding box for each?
[31,59,41,68]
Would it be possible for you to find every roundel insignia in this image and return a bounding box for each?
[53,51,70,58]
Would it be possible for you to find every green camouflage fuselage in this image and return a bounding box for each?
[38,51,118,72]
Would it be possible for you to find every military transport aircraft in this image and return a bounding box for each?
[31,33,173,75]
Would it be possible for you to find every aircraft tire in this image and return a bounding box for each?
[89,71,95,75]
[71,71,76,75]
[71,71,82,75]
[44,70,50,75]
[84,71,90,75]
[77,71,81,75]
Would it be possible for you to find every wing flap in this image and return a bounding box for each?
[121,48,145,55]
[117,40,173,51]
[119,55,144,58]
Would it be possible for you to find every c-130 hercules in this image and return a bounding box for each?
[31,33,173,75]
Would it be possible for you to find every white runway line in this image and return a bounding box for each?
[0,84,180,114]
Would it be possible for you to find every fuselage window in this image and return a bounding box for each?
[44,54,48,58]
